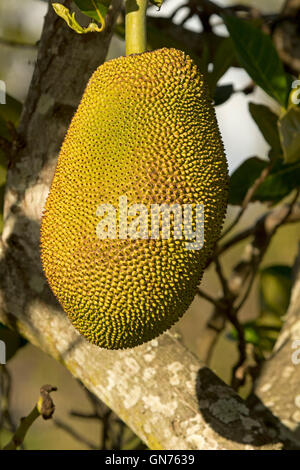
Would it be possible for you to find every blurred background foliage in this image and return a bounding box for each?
[0,0,300,449]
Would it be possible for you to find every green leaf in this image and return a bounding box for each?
[248,102,282,160]
[278,106,300,163]
[244,325,260,345]
[52,3,104,33]
[229,157,268,205]
[0,95,22,171]
[73,0,110,24]
[197,42,210,76]
[254,159,300,203]
[228,323,260,345]
[259,265,292,316]
[229,153,300,206]
[0,116,10,141]
[214,84,234,106]
[207,38,235,94]
[255,311,283,329]
[0,159,7,186]
[0,93,22,126]
[224,15,288,107]
[258,336,277,353]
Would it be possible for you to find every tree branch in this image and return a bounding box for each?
[3,384,57,450]
[254,243,300,447]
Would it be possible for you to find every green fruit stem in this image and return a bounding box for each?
[125,0,147,55]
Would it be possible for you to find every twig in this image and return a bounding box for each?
[205,312,226,365]
[234,190,300,313]
[215,200,300,260]
[53,418,98,450]
[234,269,257,313]
[69,411,99,419]
[220,163,273,240]
[216,226,254,258]
[198,194,300,386]
[112,418,126,450]
[0,37,37,49]
[76,382,115,449]
[3,385,57,450]
[197,287,220,307]
[226,309,247,389]
[215,257,231,299]
[82,385,112,420]
[101,409,112,450]
[269,189,300,233]
[226,191,300,388]
[169,4,187,21]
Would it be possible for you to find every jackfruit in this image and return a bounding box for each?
[40,48,228,350]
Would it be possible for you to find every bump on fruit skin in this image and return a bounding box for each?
[40,48,229,350]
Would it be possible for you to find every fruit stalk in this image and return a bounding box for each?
[125,0,148,55]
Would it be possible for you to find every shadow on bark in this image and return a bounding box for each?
[196,368,300,449]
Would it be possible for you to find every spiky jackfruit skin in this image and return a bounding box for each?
[40,48,228,350]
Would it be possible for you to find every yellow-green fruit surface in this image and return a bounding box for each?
[40,48,228,349]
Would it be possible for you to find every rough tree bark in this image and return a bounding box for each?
[254,248,300,447]
[0,0,295,450]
